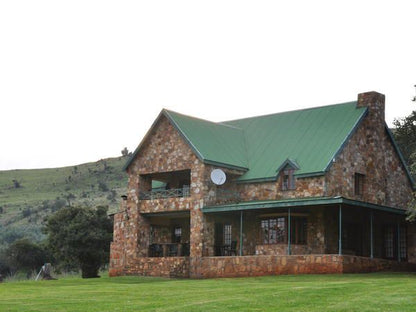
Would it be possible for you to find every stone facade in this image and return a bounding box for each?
[326,92,412,208]
[109,92,415,279]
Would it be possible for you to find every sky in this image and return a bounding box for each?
[1,1,416,170]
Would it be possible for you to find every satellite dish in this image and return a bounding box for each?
[210,169,226,185]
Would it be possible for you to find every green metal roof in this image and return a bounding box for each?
[225,102,367,181]
[164,102,368,181]
[202,196,407,215]
[164,110,249,170]
[125,102,369,179]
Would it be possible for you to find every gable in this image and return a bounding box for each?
[125,113,198,174]
[325,115,414,207]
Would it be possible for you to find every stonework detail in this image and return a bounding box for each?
[326,92,412,208]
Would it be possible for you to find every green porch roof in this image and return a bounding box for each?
[202,196,407,215]
[162,102,367,181]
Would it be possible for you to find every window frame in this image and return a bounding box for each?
[260,216,307,245]
[281,168,296,191]
[224,224,232,246]
[354,173,365,196]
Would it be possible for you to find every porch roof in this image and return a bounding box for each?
[202,196,407,215]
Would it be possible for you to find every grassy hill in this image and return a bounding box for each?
[0,156,128,249]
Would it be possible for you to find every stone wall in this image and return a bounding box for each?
[197,255,416,278]
[198,255,342,278]
[110,257,190,278]
[255,244,308,255]
[235,176,325,203]
[326,92,412,208]
[110,254,416,279]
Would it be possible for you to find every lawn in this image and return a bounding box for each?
[1,273,416,311]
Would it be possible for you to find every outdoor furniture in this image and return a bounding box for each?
[149,244,163,257]
[149,243,186,257]
[168,244,178,256]
[223,241,237,256]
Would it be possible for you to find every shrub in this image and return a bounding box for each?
[44,206,113,278]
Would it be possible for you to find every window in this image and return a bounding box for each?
[383,224,407,261]
[261,217,307,245]
[224,224,232,246]
[173,226,182,243]
[384,225,394,259]
[291,217,307,244]
[354,173,365,196]
[400,227,407,260]
[261,218,285,244]
[282,169,295,191]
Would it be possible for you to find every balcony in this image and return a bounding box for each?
[139,169,191,201]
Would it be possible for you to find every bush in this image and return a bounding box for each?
[98,181,109,192]
[5,239,48,275]
[44,206,113,278]
[22,207,32,218]
[0,250,11,276]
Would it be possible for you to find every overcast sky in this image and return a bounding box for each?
[1,1,416,170]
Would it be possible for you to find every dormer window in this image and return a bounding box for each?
[276,159,299,191]
[282,168,295,191]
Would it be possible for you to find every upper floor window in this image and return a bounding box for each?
[277,159,299,191]
[282,168,295,191]
[354,173,365,196]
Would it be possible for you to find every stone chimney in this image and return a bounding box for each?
[357,91,385,122]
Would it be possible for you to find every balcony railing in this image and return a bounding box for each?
[139,186,190,200]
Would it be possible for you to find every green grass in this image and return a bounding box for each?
[1,273,416,311]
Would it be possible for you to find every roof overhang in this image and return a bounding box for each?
[202,196,407,215]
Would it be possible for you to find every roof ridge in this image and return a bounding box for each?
[164,109,244,131]
[222,101,358,124]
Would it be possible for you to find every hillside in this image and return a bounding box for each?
[0,156,128,249]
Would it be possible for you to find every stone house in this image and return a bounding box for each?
[109,91,416,278]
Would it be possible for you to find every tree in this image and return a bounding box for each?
[394,109,416,221]
[5,239,47,275]
[98,181,109,192]
[12,179,21,188]
[393,110,416,172]
[121,147,129,157]
[43,206,113,278]
[64,193,76,207]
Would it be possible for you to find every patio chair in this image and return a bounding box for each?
[224,241,237,256]
[168,243,178,256]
